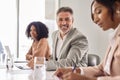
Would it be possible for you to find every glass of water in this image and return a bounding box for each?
[33,57,46,80]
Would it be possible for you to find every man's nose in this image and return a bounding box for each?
[61,20,67,25]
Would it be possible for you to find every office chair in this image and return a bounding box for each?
[88,54,100,66]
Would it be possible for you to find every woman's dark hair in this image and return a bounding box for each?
[91,0,120,21]
[25,21,49,41]
[57,7,73,15]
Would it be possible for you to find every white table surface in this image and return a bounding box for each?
[0,64,57,80]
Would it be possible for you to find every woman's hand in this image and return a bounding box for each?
[26,54,33,61]
[62,72,81,80]
[54,67,81,79]
[27,58,34,69]
[54,68,72,79]
[62,72,97,80]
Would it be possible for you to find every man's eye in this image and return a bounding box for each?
[65,18,70,21]
[58,18,71,21]
[58,19,63,21]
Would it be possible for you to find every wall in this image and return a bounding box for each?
[45,0,59,20]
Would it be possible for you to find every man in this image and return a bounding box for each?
[46,7,88,71]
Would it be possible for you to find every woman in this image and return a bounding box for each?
[54,0,120,80]
[25,21,51,69]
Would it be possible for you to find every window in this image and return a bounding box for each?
[0,0,17,57]
[18,0,45,59]
[0,0,58,59]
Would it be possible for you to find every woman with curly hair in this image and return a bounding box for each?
[25,21,51,69]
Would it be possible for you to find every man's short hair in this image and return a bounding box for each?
[57,7,73,15]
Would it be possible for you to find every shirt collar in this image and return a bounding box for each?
[57,28,74,40]
[58,32,68,41]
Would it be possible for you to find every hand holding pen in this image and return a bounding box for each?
[54,67,73,79]
[72,64,81,74]
[54,64,78,79]
[72,64,77,72]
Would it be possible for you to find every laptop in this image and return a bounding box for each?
[4,46,12,57]
[5,46,31,70]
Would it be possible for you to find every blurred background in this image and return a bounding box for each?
[0,0,113,60]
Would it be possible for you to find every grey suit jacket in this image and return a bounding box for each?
[46,28,88,70]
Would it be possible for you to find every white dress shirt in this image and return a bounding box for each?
[56,33,67,59]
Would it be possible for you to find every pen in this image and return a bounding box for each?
[72,64,76,72]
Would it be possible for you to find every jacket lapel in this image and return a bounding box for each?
[60,28,74,51]
[58,28,75,59]
[104,24,120,75]
[53,32,59,60]
[109,24,120,63]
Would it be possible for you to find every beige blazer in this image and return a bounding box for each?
[82,24,120,80]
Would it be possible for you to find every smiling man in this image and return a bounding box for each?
[46,7,89,71]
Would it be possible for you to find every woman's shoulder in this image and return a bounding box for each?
[38,38,48,45]
[40,38,47,41]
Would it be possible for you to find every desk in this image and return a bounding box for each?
[0,67,56,80]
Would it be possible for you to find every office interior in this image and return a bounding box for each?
[0,0,113,61]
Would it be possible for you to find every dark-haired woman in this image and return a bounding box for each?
[25,21,51,69]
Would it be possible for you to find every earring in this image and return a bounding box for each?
[116,10,120,17]
[116,10,120,14]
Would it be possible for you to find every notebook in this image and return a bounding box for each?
[14,58,31,70]
[14,62,31,70]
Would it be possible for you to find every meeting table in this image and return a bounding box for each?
[0,64,57,80]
